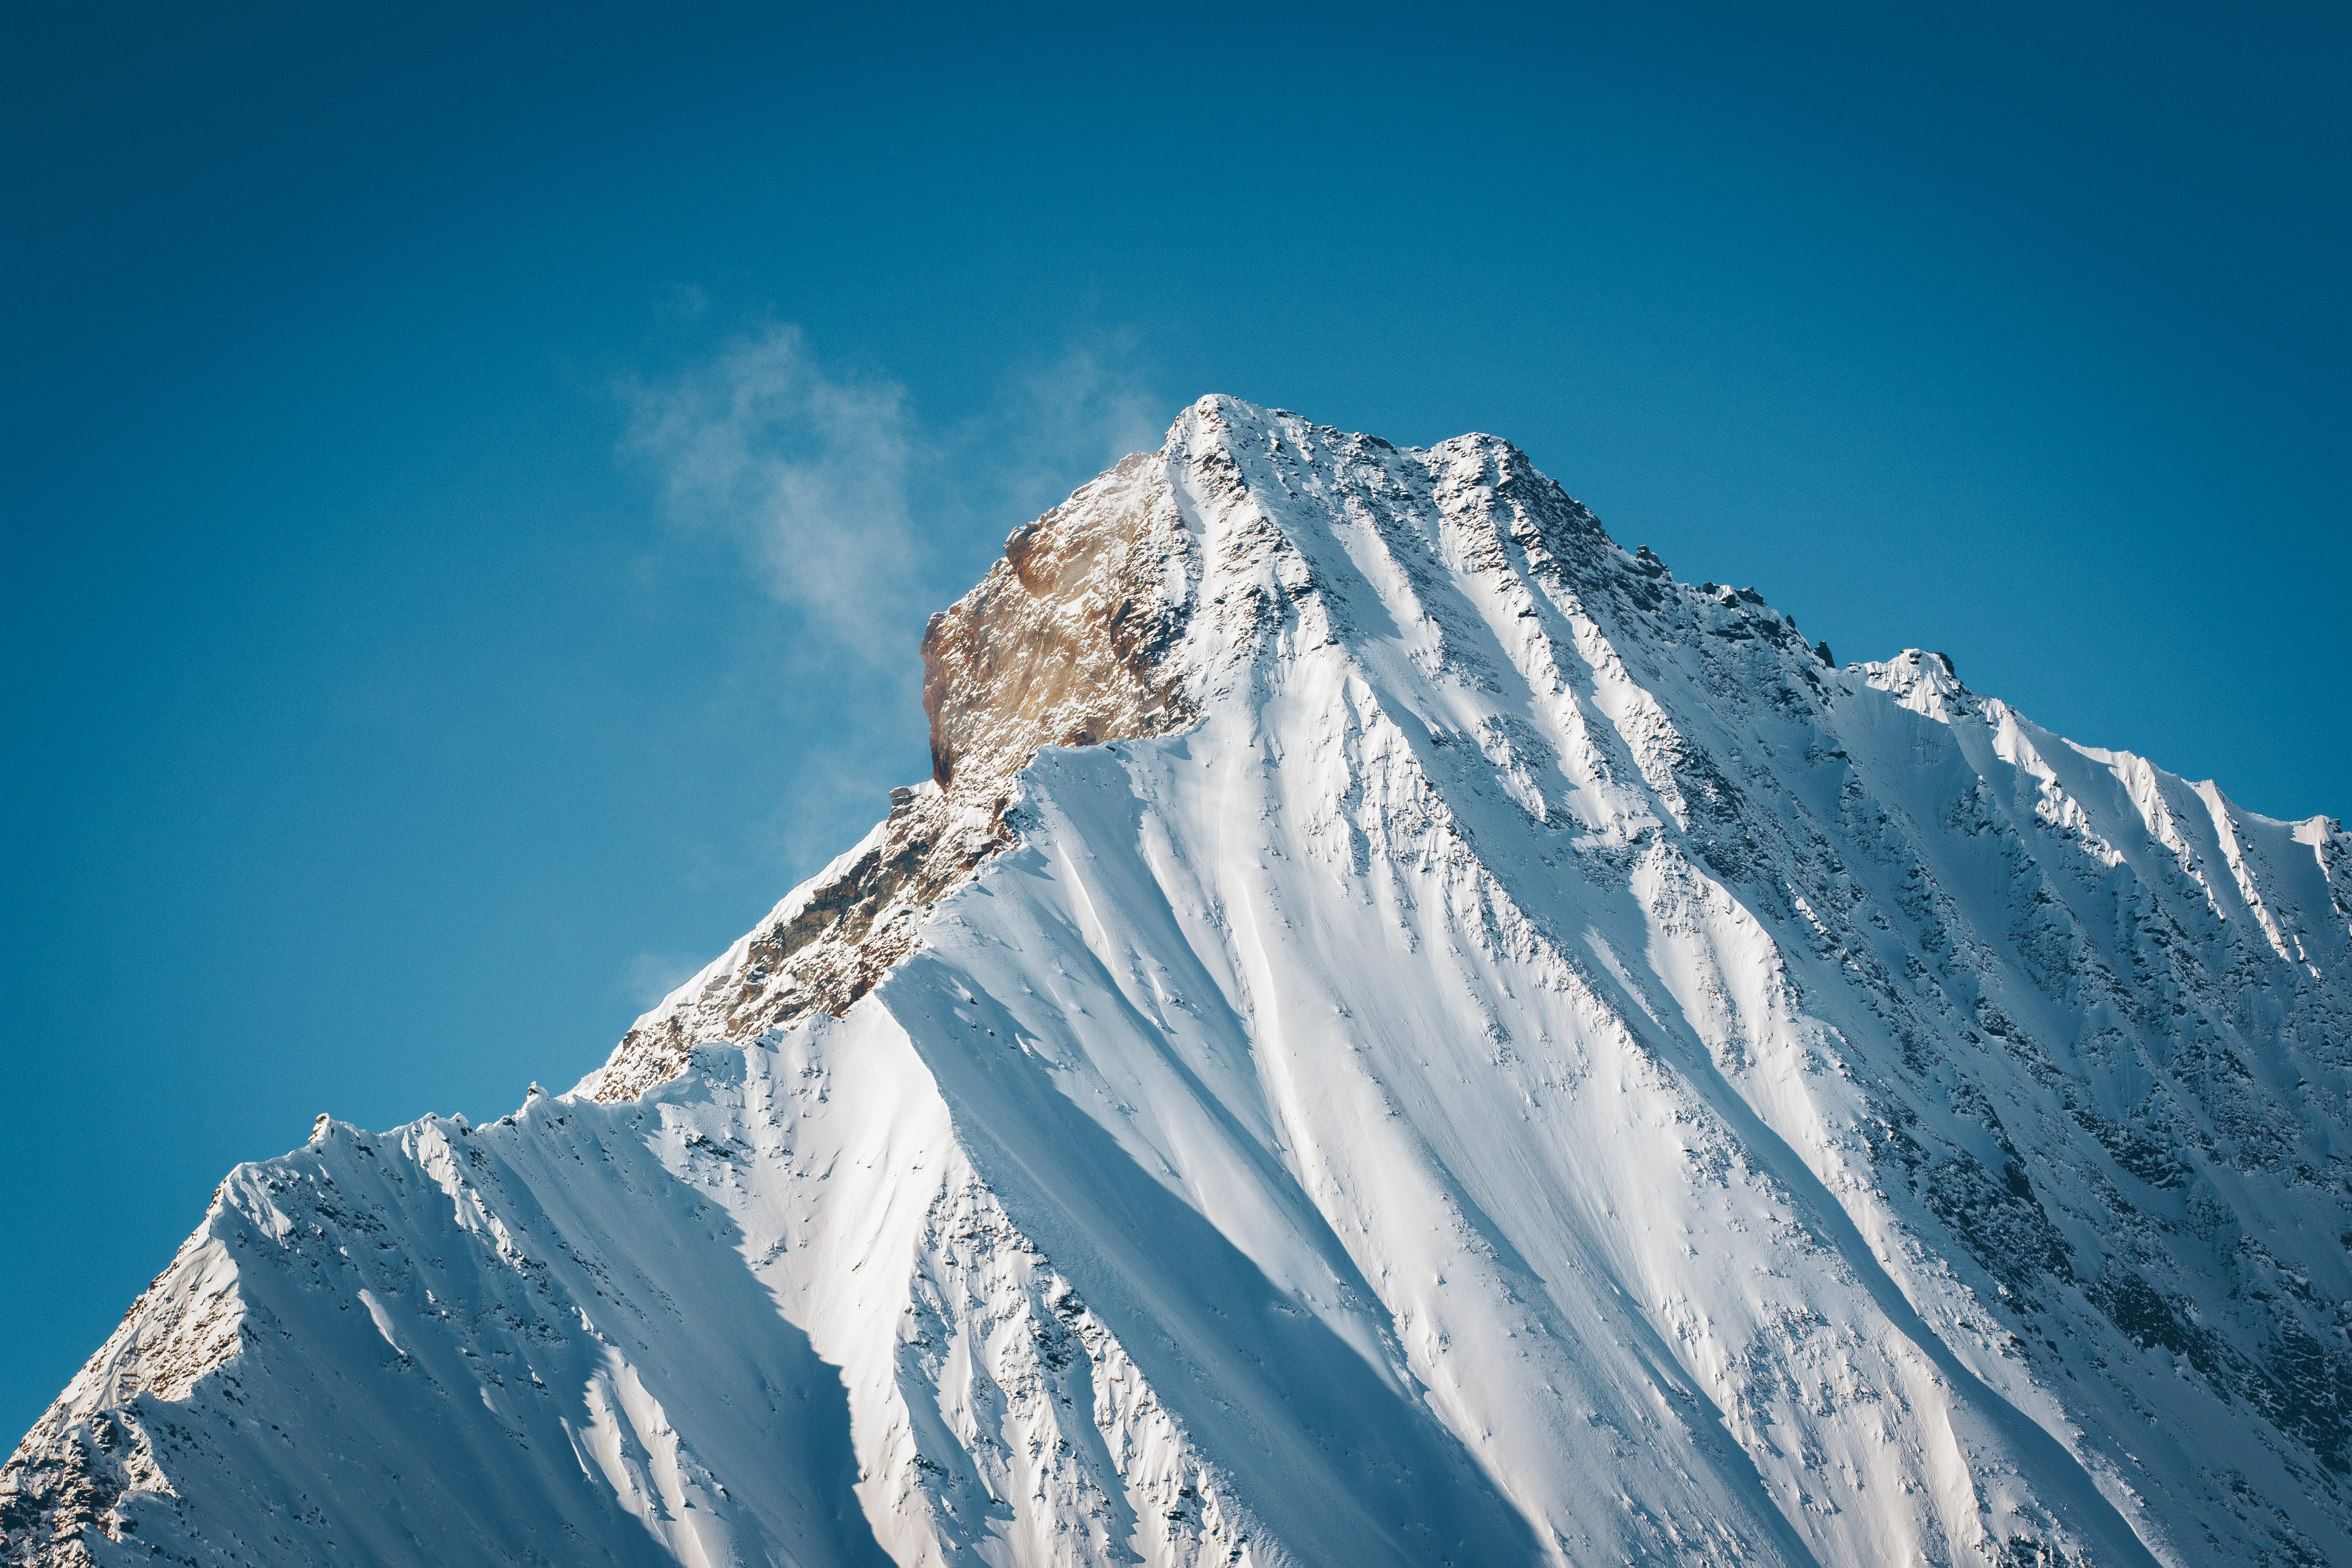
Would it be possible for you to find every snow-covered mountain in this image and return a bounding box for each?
[9,395,2349,1568]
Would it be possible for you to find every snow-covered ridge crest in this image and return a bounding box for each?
[9,394,2352,1568]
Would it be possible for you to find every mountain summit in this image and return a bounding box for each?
[9,395,2349,1566]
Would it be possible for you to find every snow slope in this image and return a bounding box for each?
[9,396,2349,1567]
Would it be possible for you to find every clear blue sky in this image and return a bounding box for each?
[3,1,2344,1436]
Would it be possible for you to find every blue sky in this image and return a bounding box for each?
[3,1,2344,1436]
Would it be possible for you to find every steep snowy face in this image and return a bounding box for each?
[9,395,2351,1568]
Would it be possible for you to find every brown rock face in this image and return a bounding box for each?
[921,450,1197,796]
[582,448,1198,1103]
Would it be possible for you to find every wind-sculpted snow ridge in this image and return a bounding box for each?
[9,396,2350,1568]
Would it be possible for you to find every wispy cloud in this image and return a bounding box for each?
[627,322,1167,650]
[981,338,1168,527]
[625,324,923,660]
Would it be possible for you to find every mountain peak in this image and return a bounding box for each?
[11,400,2349,1568]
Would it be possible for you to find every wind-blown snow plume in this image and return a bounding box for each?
[628,327,1165,659]
[628,323,922,656]
[981,341,1168,526]
[9,397,2349,1568]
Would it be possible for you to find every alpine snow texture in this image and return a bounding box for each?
[8,396,2349,1568]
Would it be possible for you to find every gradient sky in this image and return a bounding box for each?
[3,1,2345,1437]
